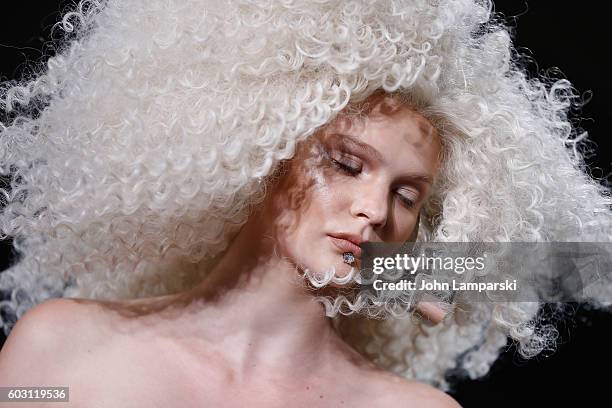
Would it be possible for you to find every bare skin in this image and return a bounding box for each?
[0,93,460,407]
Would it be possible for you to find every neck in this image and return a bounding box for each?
[179,211,354,380]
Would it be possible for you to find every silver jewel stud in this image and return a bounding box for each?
[342,252,355,265]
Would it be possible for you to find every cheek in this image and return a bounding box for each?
[384,205,419,242]
[306,155,354,208]
[276,144,358,241]
[302,173,347,225]
[275,167,339,241]
[400,216,418,241]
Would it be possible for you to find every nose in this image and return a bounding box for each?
[350,186,389,228]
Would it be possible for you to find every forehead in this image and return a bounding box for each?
[325,97,441,163]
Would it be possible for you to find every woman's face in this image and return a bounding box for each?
[262,94,442,279]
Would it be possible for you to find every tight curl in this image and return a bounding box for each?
[1,0,610,391]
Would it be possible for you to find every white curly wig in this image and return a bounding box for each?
[1,0,611,391]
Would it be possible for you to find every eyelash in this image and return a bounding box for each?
[329,157,417,209]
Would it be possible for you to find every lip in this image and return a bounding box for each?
[328,234,365,259]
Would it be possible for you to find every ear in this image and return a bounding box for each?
[408,213,420,242]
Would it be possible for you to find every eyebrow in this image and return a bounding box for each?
[336,133,385,164]
[333,133,434,186]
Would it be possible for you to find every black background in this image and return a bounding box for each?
[1,2,610,407]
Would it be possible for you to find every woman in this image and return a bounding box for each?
[1,91,460,407]
[0,0,610,406]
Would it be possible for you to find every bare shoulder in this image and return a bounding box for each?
[367,371,462,408]
[0,298,97,352]
[0,298,108,384]
[394,381,462,408]
[2,297,107,346]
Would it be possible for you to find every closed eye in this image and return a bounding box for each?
[395,192,416,209]
[331,155,418,209]
[330,157,361,175]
